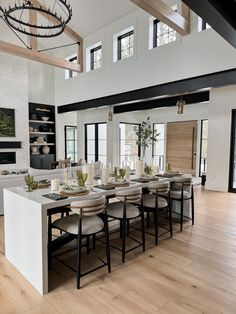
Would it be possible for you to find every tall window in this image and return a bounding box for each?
[65,54,78,80]
[117,30,134,61]
[153,123,165,170]
[65,126,77,162]
[90,45,102,71]
[199,120,208,176]
[119,123,140,166]
[85,123,107,163]
[153,18,176,48]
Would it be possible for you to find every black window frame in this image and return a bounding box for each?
[199,119,208,177]
[153,15,176,48]
[229,110,236,192]
[64,125,77,162]
[119,122,141,164]
[85,122,107,163]
[153,19,160,48]
[202,20,208,30]
[68,55,77,79]
[90,45,102,71]
[117,30,134,61]
[152,122,165,171]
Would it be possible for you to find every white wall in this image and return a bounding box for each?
[28,61,55,105]
[54,8,236,106]
[206,86,236,192]
[0,54,29,171]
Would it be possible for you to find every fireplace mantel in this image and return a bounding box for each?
[0,142,21,149]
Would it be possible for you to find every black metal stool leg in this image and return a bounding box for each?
[122,220,126,263]
[127,220,130,236]
[76,219,82,289]
[191,187,195,225]
[104,214,111,273]
[141,207,145,252]
[180,200,184,231]
[169,204,173,238]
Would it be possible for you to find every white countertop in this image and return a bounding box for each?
[4,182,146,210]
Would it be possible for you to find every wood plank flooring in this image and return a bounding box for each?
[1,187,236,313]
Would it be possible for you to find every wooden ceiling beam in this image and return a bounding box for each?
[0,40,81,72]
[29,9,37,51]
[31,0,83,71]
[130,0,190,36]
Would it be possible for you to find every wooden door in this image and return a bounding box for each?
[166,121,197,175]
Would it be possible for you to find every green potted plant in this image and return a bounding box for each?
[134,116,159,160]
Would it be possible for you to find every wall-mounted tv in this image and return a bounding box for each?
[0,108,15,137]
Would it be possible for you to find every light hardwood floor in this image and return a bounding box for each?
[1,187,236,313]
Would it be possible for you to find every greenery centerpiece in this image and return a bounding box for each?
[25,175,38,192]
[134,116,159,161]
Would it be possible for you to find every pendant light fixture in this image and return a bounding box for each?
[176,96,186,114]
[0,0,73,38]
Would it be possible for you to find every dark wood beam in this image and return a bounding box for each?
[113,91,209,114]
[182,0,236,48]
[57,68,236,114]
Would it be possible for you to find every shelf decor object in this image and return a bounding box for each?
[41,117,49,121]
[29,102,56,169]
[0,0,73,38]
[42,145,50,154]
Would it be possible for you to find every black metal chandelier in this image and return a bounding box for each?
[0,0,72,38]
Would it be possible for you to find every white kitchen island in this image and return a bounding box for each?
[4,177,191,295]
[4,186,112,295]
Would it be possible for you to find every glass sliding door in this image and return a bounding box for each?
[65,126,77,162]
[229,110,236,192]
[119,123,140,166]
[85,123,107,163]
[153,123,165,170]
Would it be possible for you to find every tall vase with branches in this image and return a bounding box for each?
[134,116,159,160]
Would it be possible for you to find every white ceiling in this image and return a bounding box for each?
[69,0,137,37]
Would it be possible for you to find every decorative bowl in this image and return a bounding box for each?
[41,117,49,121]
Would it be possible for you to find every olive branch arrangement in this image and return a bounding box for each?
[134,116,160,159]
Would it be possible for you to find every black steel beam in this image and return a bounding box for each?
[113,91,209,114]
[182,0,236,48]
[58,68,236,114]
